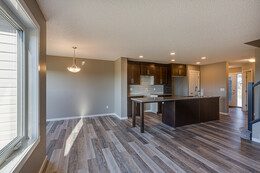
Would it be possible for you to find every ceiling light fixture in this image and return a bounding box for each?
[196,62,201,65]
[171,59,175,62]
[249,58,255,62]
[67,46,81,73]
[201,57,207,60]
[139,55,143,58]
[170,52,176,55]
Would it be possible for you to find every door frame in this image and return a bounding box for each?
[189,70,200,96]
[242,69,253,111]
[228,72,243,107]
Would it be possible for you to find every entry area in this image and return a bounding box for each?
[229,73,242,107]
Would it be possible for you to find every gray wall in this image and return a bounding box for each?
[20,0,46,172]
[253,48,260,141]
[114,57,128,119]
[46,56,115,119]
[200,62,229,113]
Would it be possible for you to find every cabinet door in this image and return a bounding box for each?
[154,65,168,85]
[141,63,155,76]
[128,61,140,84]
[161,66,168,84]
[171,64,187,76]
[154,65,161,85]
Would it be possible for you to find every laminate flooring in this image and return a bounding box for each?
[44,108,260,173]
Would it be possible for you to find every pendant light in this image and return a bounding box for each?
[67,46,81,73]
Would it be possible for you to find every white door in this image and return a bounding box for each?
[242,71,252,111]
[189,71,200,96]
[229,74,237,106]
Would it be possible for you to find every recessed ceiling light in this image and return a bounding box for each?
[201,57,207,60]
[171,59,175,62]
[139,55,143,58]
[249,58,255,62]
[170,52,176,55]
[196,62,201,65]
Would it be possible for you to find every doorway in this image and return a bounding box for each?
[229,73,242,107]
[242,70,253,111]
[189,70,200,96]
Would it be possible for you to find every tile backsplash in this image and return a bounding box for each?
[129,76,164,96]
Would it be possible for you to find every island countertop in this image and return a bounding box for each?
[131,96,220,103]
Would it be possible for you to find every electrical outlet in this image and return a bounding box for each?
[154,88,156,91]
[106,105,109,109]
[130,88,133,91]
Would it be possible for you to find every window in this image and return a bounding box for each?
[0,0,40,170]
[0,9,24,165]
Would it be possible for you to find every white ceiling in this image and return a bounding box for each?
[37,0,260,65]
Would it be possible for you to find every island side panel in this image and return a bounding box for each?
[175,99,200,127]
[162,101,176,127]
[200,97,220,122]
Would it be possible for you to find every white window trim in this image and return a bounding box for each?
[0,0,41,172]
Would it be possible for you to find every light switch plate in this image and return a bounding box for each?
[220,88,225,92]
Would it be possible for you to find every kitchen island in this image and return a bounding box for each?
[131,96,219,133]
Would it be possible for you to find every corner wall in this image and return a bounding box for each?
[114,57,128,119]
[200,62,229,114]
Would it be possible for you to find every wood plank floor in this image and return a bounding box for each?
[44,108,260,173]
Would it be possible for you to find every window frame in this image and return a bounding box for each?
[0,0,41,171]
[0,5,26,166]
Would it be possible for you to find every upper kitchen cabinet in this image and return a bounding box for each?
[171,64,187,77]
[154,64,168,85]
[128,61,141,85]
[141,62,156,76]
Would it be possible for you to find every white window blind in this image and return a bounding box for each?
[0,14,18,151]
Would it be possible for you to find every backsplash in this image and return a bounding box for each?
[129,76,164,96]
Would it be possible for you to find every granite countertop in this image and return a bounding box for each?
[131,96,220,103]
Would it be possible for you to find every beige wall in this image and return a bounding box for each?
[114,57,128,119]
[229,67,242,73]
[200,62,229,113]
[173,65,200,96]
[46,56,115,119]
[20,0,46,172]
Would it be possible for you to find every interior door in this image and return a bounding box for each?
[189,71,200,96]
[242,71,252,111]
[229,74,237,106]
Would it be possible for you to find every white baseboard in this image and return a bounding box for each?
[220,112,229,115]
[38,156,47,173]
[252,137,260,143]
[112,113,128,120]
[47,113,117,121]
[144,110,153,113]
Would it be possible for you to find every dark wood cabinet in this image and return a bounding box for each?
[154,64,168,85]
[141,62,155,76]
[128,61,141,85]
[171,64,187,77]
